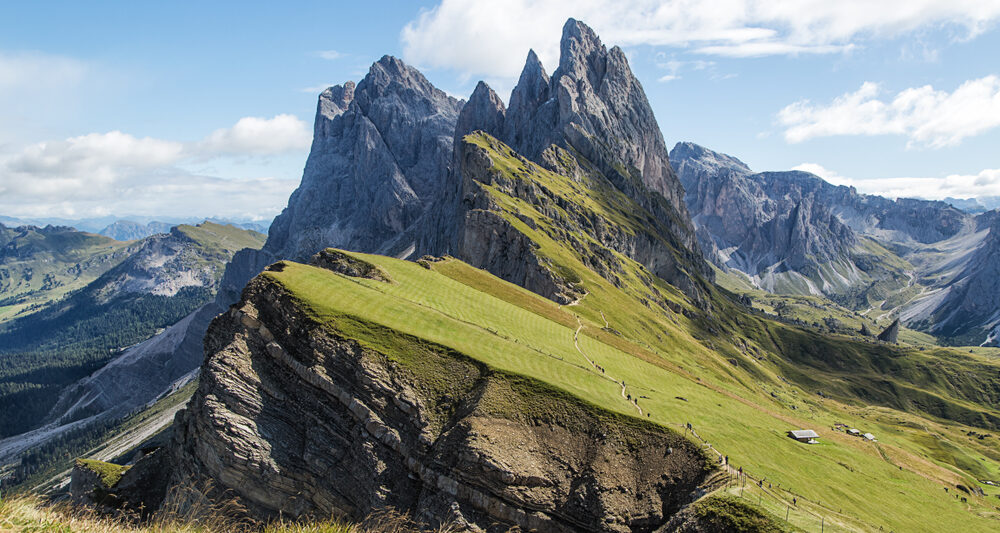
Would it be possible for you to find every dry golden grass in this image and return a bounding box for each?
[0,494,457,533]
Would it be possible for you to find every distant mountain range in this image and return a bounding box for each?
[5,18,1000,533]
[0,222,264,481]
[0,215,269,237]
[671,141,999,345]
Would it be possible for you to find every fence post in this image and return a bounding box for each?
[786,505,790,522]
[821,516,825,532]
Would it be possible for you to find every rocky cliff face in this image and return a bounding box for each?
[672,142,970,248]
[98,220,173,241]
[671,143,862,295]
[146,266,715,531]
[672,141,1000,343]
[217,57,462,308]
[219,20,710,311]
[915,211,1000,345]
[502,20,689,219]
[449,20,711,303]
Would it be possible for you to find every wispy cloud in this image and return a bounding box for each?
[655,55,716,82]
[778,76,1000,148]
[792,162,1000,201]
[198,114,311,156]
[0,115,310,218]
[299,84,335,94]
[401,0,1000,80]
[0,51,88,91]
[315,50,344,60]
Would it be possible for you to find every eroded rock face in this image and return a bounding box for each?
[671,142,969,248]
[503,20,689,219]
[449,20,712,305]
[924,212,1000,343]
[154,273,713,531]
[268,56,462,262]
[218,56,464,309]
[219,20,713,313]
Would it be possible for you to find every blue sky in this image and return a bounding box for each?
[2,1,999,221]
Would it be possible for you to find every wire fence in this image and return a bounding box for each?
[677,423,889,532]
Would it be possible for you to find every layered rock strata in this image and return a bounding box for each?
[150,267,714,531]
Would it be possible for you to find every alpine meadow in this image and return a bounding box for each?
[2,3,1000,533]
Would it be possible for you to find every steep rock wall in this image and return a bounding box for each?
[155,269,714,532]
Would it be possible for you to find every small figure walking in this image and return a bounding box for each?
[793,497,797,506]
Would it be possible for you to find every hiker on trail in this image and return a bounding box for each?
[793,498,797,506]
[738,467,742,475]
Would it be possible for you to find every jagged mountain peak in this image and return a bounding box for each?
[508,49,550,117]
[455,81,505,142]
[354,55,460,111]
[555,18,609,83]
[493,19,700,263]
[670,142,752,177]
[318,82,354,113]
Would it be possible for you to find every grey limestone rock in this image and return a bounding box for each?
[147,275,715,531]
[218,56,463,308]
[878,319,901,343]
[266,56,462,263]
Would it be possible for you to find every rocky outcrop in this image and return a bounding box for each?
[672,142,970,247]
[447,20,711,305]
[139,270,715,531]
[217,56,463,309]
[310,249,391,281]
[261,56,462,265]
[503,20,689,219]
[878,319,900,343]
[454,139,581,304]
[99,220,173,241]
[917,211,1000,344]
[499,21,705,274]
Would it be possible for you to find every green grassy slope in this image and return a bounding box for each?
[268,249,1000,532]
[0,223,264,438]
[0,225,138,323]
[249,130,1000,531]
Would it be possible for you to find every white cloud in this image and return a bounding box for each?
[198,114,311,156]
[7,132,183,182]
[0,114,311,219]
[316,50,344,60]
[792,162,1000,200]
[790,163,853,186]
[401,0,1000,80]
[655,56,716,82]
[0,51,88,91]
[778,76,1000,147]
[300,84,335,94]
[0,172,298,220]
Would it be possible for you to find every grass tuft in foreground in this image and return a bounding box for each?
[0,495,455,533]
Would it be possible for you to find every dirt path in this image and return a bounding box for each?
[572,315,642,416]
